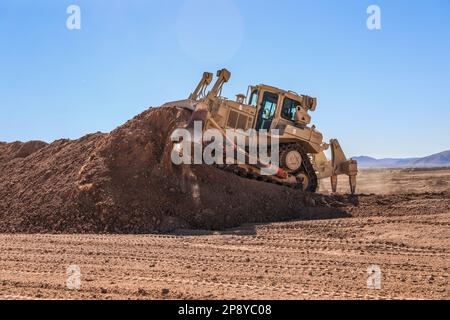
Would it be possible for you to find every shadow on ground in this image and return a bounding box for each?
[173,206,353,237]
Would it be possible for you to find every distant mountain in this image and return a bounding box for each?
[409,150,450,167]
[353,151,450,168]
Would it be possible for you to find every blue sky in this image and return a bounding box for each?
[0,0,449,158]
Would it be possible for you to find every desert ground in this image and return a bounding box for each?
[0,168,449,300]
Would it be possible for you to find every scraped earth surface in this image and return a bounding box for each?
[0,170,449,300]
[0,105,449,299]
[320,167,450,195]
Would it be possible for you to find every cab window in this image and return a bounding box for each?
[256,92,279,131]
[248,90,259,107]
[281,97,301,121]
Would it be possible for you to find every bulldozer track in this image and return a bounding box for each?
[280,143,319,193]
[213,143,319,192]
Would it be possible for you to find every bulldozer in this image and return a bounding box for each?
[164,69,358,194]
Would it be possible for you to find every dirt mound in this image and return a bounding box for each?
[0,106,344,234]
[0,141,48,165]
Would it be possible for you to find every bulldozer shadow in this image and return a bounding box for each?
[172,206,353,237]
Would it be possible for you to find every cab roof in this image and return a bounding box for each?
[256,84,308,102]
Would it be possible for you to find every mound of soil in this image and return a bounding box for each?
[0,141,48,164]
[0,106,344,234]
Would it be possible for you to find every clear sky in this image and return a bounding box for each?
[0,0,449,158]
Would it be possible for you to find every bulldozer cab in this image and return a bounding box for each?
[249,85,313,131]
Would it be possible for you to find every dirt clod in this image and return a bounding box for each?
[161,288,170,295]
[137,288,147,296]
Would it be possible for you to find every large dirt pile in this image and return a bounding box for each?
[0,106,343,234]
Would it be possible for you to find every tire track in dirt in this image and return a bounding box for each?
[0,204,448,300]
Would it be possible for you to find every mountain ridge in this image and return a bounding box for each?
[353,150,450,168]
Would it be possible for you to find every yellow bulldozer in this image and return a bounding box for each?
[165,69,358,194]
